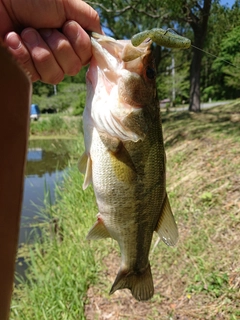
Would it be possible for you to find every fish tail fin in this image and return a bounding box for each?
[109,263,154,301]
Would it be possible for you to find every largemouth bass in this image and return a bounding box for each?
[79,32,178,301]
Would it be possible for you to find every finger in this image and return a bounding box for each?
[21,28,64,84]
[39,28,82,76]
[64,1,102,34]
[62,20,92,66]
[4,32,40,82]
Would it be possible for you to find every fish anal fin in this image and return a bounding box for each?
[78,153,92,190]
[86,215,111,240]
[155,193,178,246]
[110,264,154,301]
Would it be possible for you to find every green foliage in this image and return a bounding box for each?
[31,83,86,113]
[157,49,190,103]
[30,115,82,136]
[72,91,87,116]
[32,66,87,108]
[200,191,213,203]
[202,86,220,102]
[33,82,53,96]
[224,54,240,90]
[213,25,240,93]
[47,94,72,112]
[30,115,66,134]
[87,0,187,39]
[206,4,240,99]
[213,26,240,73]
[187,271,229,298]
[48,114,66,129]
[31,94,42,106]
[57,82,86,95]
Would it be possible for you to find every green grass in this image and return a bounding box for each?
[30,114,83,137]
[11,101,240,319]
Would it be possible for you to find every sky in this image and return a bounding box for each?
[220,0,236,7]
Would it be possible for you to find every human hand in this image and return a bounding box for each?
[1,0,101,84]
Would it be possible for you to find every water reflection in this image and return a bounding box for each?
[26,139,71,176]
[16,139,73,281]
[26,147,70,177]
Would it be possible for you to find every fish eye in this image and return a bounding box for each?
[146,66,156,79]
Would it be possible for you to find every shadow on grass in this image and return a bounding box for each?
[162,106,240,148]
[162,111,192,123]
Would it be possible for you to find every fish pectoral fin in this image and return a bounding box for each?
[93,103,144,142]
[110,264,154,301]
[155,193,178,246]
[78,152,92,190]
[86,217,111,240]
[99,132,121,153]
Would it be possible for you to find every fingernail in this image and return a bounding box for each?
[39,29,52,38]
[22,29,39,46]
[6,33,21,50]
[64,21,80,40]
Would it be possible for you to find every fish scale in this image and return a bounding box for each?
[79,33,178,301]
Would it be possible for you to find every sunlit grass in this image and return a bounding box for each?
[29,114,83,137]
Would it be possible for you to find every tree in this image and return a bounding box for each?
[200,1,240,100]
[33,81,53,96]
[182,1,212,111]
[212,26,240,97]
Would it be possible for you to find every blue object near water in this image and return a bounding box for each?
[30,104,40,121]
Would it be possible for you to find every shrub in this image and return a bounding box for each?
[72,91,87,116]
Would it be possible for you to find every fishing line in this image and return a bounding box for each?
[191,44,238,69]
[167,28,238,69]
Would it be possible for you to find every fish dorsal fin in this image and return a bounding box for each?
[78,153,92,190]
[155,194,178,246]
[86,216,111,240]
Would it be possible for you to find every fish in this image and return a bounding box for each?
[79,32,178,301]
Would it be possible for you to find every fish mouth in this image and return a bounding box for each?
[88,32,152,83]
[86,32,157,142]
[90,32,152,61]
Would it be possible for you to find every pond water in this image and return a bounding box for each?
[15,139,74,281]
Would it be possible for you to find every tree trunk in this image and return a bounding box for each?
[187,0,212,112]
[189,39,203,112]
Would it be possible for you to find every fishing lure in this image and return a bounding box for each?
[131,28,191,49]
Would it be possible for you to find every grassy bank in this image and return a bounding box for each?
[11,138,99,320]
[29,114,82,138]
[11,101,240,319]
